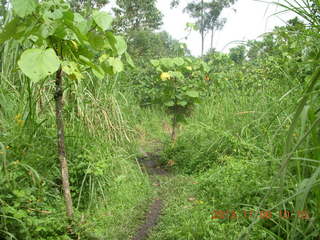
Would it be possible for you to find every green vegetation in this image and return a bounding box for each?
[0,0,320,239]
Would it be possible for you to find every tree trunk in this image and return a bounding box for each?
[54,68,74,219]
[171,114,177,142]
[201,30,204,57]
[201,0,204,57]
[210,28,214,50]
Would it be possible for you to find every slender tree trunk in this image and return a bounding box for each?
[201,0,204,57]
[54,68,74,219]
[171,114,177,142]
[201,30,204,57]
[210,28,214,50]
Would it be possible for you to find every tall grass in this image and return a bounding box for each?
[0,32,151,239]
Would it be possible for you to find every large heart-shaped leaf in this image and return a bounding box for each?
[114,36,127,56]
[12,0,38,18]
[93,11,113,31]
[88,32,105,50]
[18,48,60,82]
[108,57,124,73]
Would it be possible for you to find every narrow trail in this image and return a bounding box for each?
[131,154,169,240]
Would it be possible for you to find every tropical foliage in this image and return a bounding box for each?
[0,0,319,239]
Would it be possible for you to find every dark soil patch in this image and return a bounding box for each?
[131,198,163,240]
[131,154,169,240]
[138,153,168,176]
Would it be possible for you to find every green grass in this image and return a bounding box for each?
[1,1,320,238]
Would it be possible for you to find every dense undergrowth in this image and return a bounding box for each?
[1,0,320,239]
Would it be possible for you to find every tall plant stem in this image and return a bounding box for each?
[210,28,214,50]
[201,0,204,57]
[55,67,74,219]
[171,113,177,142]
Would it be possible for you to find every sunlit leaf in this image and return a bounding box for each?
[12,0,37,18]
[150,59,160,67]
[18,48,60,82]
[62,61,83,80]
[108,57,124,73]
[92,65,105,80]
[185,90,199,98]
[178,101,188,107]
[93,11,113,31]
[164,101,175,107]
[114,36,127,56]
[125,52,135,68]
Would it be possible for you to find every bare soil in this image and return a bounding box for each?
[131,154,168,240]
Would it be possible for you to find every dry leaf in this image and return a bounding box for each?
[167,159,175,166]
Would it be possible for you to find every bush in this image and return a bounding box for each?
[162,129,255,175]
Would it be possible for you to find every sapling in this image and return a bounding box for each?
[151,57,208,141]
[0,0,132,219]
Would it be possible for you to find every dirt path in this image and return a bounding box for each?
[131,155,169,240]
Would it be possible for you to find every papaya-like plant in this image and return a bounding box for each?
[0,0,133,219]
[150,57,209,141]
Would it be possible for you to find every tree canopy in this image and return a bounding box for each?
[112,0,163,34]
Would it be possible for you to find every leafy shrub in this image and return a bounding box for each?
[162,129,255,174]
[196,158,271,209]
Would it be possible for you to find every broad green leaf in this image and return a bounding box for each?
[170,71,184,80]
[0,18,19,44]
[18,48,60,82]
[99,54,108,63]
[39,22,56,38]
[125,52,135,68]
[164,101,175,107]
[12,0,37,18]
[174,57,184,66]
[185,90,199,98]
[79,55,92,66]
[178,101,188,107]
[160,58,175,69]
[74,13,90,34]
[62,16,87,44]
[92,65,105,80]
[43,8,63,20]
[202,62,210,73]
[88,32,105,50]
[114,36,127,56]
[93,11,113,31]
[108,57,124,73]
[150,59,160,67]
[105,32,116,50]
[62,61,83,80]
[101,62,113,75]
[53,23,69,39]
[78,47,95,61]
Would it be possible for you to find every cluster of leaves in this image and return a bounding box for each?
[112,0,163,34]
[157,14,320,239]
[127,30,189,63]
[0,0,135,238]
[0,136,71,239]
[150,57,209,122]
[202,17,320,96]
[161,128,255,174]
[0,0,133,83]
